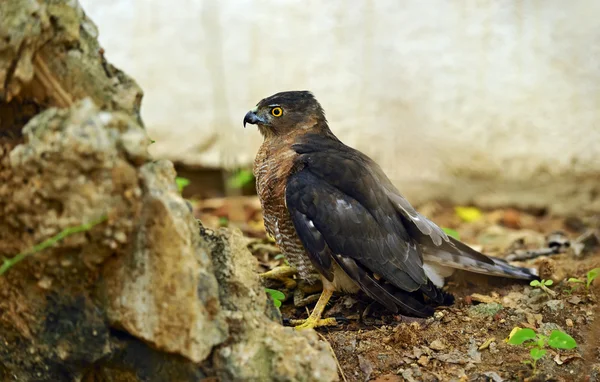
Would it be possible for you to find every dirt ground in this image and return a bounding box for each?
[193,196,600,382]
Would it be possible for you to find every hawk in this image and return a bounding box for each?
[244,91,536,329]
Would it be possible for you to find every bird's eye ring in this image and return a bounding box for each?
[271,107,283,117]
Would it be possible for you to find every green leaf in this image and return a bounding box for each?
[442,227,461,240]
[567,278,584,284]
[530,280,541,287]
[454,206,483,223]
[586,268,600,288]
[175,177,190,193]
[508,328,537,345]
[274,254,285,260]
[543,279,553,286]
[547,330,577,349]
[265,288,285,308]
[530,348,547,361]
[149,139,156,144]
[218,217,229,227]
[227,169,255,189]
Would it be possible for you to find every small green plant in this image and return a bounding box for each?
[564,267,600,293]
[530,279,556,296]
[218,216,229,227]
[265,288,285,308]
[442,227,460,240]
[508,327,577,373]
[175,177,190,193]
[566,277,585,294]
[586,267,599,288]
[0,216,107,276]
[227,169,255,189]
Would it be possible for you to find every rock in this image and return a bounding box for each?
[545,299,565,312]
[205,228,338,382]
[468,303,503,317]
[101,159,228,363]
[358,354,374,380]
[417,355,430,366]
[566,318,574,327]
[539,322,563,336]
[429,339,446,351]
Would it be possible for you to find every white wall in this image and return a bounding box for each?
[79,0,600,213]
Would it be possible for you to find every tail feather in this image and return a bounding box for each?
[422,245,538,286]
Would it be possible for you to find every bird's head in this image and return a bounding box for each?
[243,91,328,138]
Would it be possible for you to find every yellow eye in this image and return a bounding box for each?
[271,107,283,117]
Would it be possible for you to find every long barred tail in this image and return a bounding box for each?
[422,247,538,287]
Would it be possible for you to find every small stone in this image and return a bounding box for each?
[417,355,429,366]
[469,302,503,317]
[566,318,574,327]
[470,293,497,304]
[434,311,444,320]
[37,277,52,290]
[429,339,446,351]
[545,299,564,312]
[502,209,521,229]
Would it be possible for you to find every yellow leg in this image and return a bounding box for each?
[260,265,298,289]
[290,288,338,330]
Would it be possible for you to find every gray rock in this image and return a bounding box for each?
[205,228,339,382]
[545,299,565,312]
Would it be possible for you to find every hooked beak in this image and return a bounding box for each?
[243,110,265,128]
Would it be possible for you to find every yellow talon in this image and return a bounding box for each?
[260,265,298,289]
[290,317,338,330]
[290,288,337,330]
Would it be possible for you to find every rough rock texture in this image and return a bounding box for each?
[0,0,337,381]
[101,160,228,363]
[203,228,339,382]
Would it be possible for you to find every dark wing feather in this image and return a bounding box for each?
[286,140,428,293]
[291,134,535,283]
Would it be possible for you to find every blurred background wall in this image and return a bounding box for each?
[79,0,600,214]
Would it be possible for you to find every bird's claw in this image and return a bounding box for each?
[259,265,298,289]
[289,317,339,330]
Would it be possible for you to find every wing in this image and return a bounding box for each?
[291,134,535,285]
[286,168,443,316]
[287,135,436,293]
[285,169,426,292]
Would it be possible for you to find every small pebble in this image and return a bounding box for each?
[429,339,446,351]
[566,318,574,327]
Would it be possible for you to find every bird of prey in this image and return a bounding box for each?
[244,91,537,330]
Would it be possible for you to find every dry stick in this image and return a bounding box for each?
[0,216,107,275]
[33,54,74,108]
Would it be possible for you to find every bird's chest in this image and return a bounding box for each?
[254,143,315,277]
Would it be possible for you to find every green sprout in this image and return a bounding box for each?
[566,277,585,294]
[508,327,577,373]
[530,279,556,297]
[586,267,599,288]
[227,169,255,189]
[442,227,460,240]
[564,267,600,293]
[265,288,285,308]
[175,177,190,193]
[0,216,107,276]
